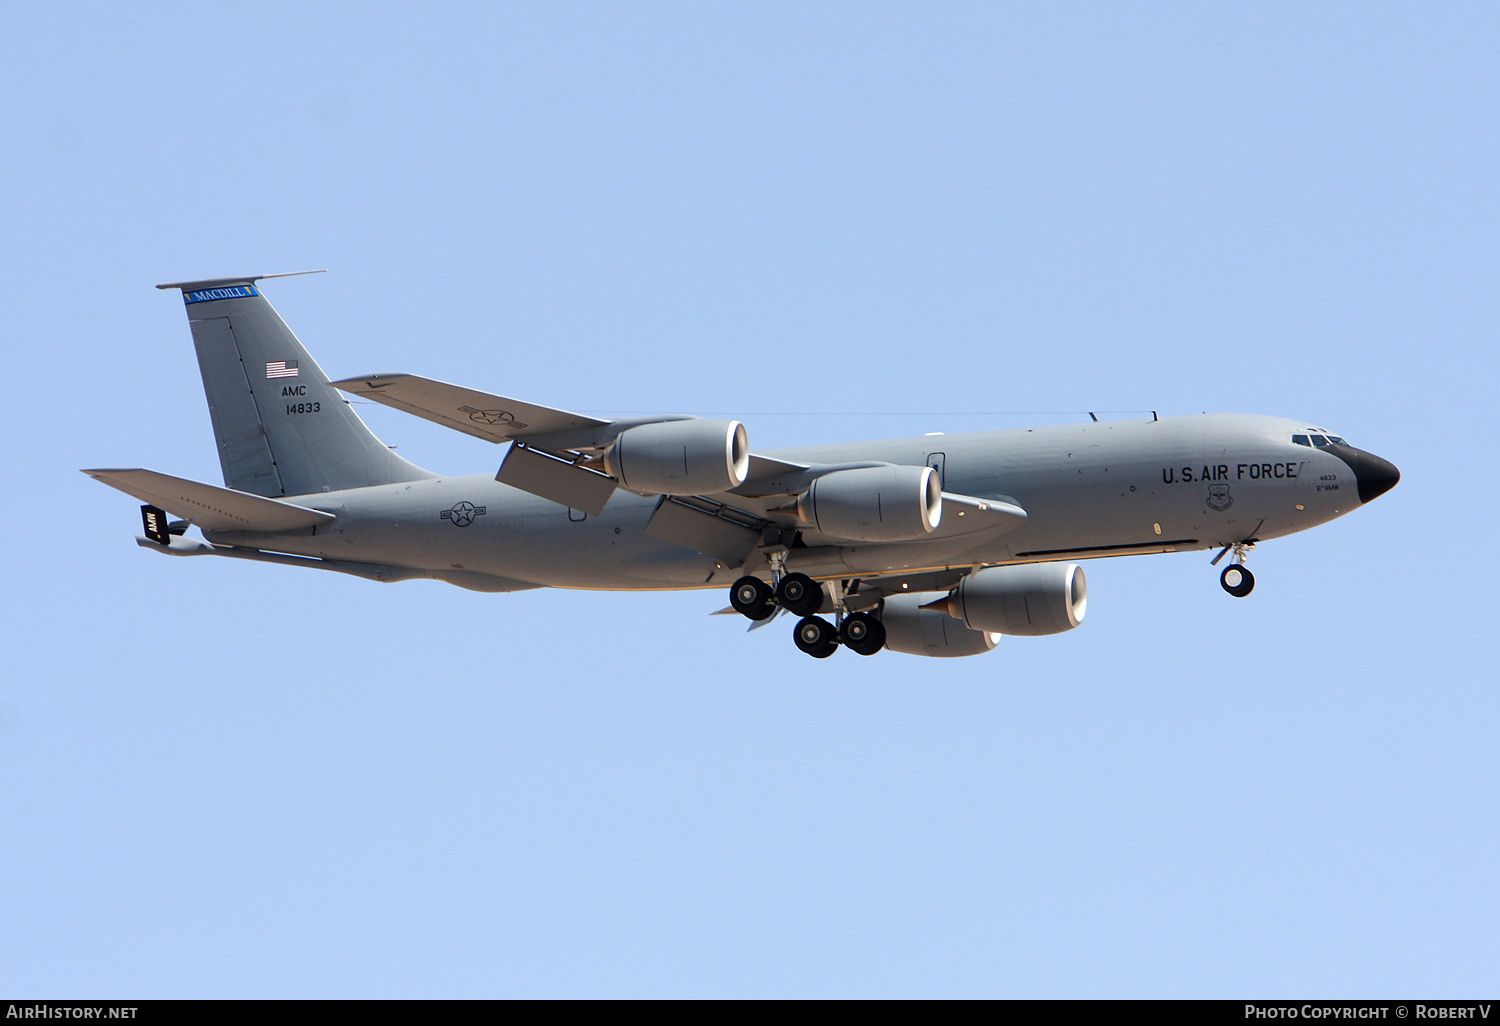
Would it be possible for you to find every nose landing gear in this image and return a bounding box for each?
[1219,563,1255,597]
[1211,540,1256,597]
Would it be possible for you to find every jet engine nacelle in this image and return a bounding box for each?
[879,593,1000,657]
[946,562,1087,636]
[602,419,750,495]
[795,465,942,542]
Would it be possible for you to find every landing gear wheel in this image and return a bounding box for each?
[1220,564,1255,598]
[777,572,823,617]
[839,612,886,656]
[729,575,776,620]
[793,616,839,658]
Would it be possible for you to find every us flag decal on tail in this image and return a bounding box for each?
[266,360,299,379]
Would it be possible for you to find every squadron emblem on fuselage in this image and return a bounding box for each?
[1206,484,1233,512]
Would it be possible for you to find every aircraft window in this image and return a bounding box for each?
[1292,434,1311,447]
[1328,436,1349,446]
[1310,434,1330,446]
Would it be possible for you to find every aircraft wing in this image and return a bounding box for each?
[327,373,608,444]
[740,453,810,486]
[325,375,1025,549]
[81,468,336,533]
[329,373,812,518]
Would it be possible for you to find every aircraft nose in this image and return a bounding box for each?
[1355,451,1400,504]
[1328,445,1400,504]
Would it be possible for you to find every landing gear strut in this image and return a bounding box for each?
[1212,541,1256,598]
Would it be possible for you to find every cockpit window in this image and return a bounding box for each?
[1295,432,1351,447]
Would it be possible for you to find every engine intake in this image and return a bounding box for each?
[880,593,999,657]
[793,465,942,542]
[602,419,749,495]
[940,562,1087,636]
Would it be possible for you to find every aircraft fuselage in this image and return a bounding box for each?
[203,412,1385,592]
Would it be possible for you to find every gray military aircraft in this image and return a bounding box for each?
[85,272,1399,658]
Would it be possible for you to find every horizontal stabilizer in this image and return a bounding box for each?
[329,373,607,444]
[156,270,327,291]
[82,468,336,533]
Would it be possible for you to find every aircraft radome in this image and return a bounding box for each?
[85,272,1400,659]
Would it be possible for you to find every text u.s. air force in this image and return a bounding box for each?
[1162,462,1301,484]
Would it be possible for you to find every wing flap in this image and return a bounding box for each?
[644,496,761,567]
[494,444,617,516]
[82,469,336,533]
[328,373,607,443]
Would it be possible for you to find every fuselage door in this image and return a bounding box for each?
[926,452,946,489]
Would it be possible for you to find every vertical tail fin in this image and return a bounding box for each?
[157,273,436,497]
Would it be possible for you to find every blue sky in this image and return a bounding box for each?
[2,2,1495,997]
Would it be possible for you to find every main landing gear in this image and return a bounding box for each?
[1211,540,1256,598]
[839,611,886,656]
[728,572,887,658]
[775,572,823,617]
[793,615,838,658]
[729,575,777,620]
